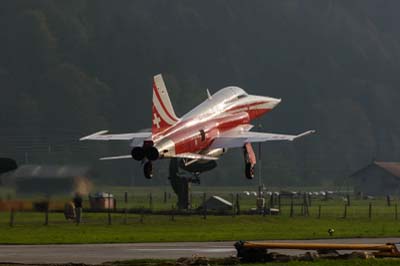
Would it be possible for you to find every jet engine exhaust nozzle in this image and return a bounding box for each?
[131,147,145,161]
[145,146,159,161]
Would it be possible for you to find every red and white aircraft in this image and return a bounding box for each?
[80,74,315,179]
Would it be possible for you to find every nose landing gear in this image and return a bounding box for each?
[245,162,255,179]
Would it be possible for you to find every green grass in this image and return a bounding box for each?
[1,186,400,245]
[104,258,400,266]
[1,212,400,244]
[246,259,400,266]
[105,258,400,266]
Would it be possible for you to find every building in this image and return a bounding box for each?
[4,164,92,195]
[351,161,400,196]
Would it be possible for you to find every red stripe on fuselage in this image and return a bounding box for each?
[153,83,178,123]
[163,112,251,154]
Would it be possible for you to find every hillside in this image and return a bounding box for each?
[1,1,400,186]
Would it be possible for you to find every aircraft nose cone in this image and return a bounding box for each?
[266,97,281,108]
[273,98,282,105]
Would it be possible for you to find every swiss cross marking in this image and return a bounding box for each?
[153,113,161,129]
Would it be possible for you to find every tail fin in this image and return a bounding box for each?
[152,74,179,135]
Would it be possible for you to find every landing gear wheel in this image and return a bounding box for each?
[144,161,153,179]
[245,162,255,179]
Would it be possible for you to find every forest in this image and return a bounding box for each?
[1,1,400,186]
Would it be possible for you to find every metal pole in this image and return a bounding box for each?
[258,124,263,198]
[258,142,262,187]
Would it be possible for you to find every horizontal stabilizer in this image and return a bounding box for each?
[99,155,132,161]
[80,130,151,141]
[171,153,219,161]
[80,130,109,141]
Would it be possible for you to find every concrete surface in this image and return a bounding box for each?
[0,238,399,264]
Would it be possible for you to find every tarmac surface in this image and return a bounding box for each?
[0,238,399,264]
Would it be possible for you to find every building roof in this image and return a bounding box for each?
[351,161,400,179]
[374,162,400,178]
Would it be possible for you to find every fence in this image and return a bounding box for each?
[1,191,400,227]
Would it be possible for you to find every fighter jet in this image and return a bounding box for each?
[80,74,315,179]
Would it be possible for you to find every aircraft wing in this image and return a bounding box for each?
[80,130,151,144]
[210,129,316,149]
[99,155,132,161]
[170,153,219,161]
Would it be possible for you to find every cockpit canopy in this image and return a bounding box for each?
[181,86,248,120]
[211,86,248,104]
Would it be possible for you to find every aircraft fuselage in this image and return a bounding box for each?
[152,86,281,159]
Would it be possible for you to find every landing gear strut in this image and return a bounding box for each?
[143,161,153,179]
[245,162,255,179]
[243,143,256,179]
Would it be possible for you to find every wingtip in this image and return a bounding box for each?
[79,130,109,141]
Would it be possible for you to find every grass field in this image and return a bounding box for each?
[109,259,400,266]
[0,212,400,244]
[3,186,398,219]
[245,260,400,266]
[1,186,400,244]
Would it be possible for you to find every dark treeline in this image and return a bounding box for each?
[1,1,400,186]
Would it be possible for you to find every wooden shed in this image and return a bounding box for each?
[351,161,400,196]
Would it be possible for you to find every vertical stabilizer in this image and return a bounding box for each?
[152,74,179,135]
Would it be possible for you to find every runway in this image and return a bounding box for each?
[0,238,399,264]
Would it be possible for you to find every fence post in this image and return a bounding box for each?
[140,208,144,224]
[9,208,14,227]
[170,205,175,221]
[124,191,128,204]
[278,194,281,211]
[343,204,347,219]
[263,203,267,217]
[270,194,274,208]
[149,193,153,211]
[231,194,235,217]
[123,208,128,224]
[387,195,391,207]
[368,202,372,220]
[318,205,321,219]
[44,206,49,226]
[347,194,351,206]
[108,210,112,225]
[108,196,112,225]
[203,192,207,219]
[290,198,294,217]
[236,194,240,215]
[190,192,193,210]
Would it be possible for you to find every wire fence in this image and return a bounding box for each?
[1,192,400,227]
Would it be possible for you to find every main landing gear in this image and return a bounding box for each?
[243,143,256,179]
[131,143,159,179]
[131,141,160,179]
